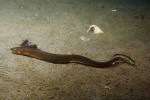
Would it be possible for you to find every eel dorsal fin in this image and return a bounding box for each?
[20,40,37,49]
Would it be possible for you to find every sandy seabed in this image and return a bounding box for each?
[0,0,150,99]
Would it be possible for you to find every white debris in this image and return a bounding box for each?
[35,14,38,17]
[68,52,72,55]
[87,25,104,34]
[80,36,90,41]
[112,9,117,12]
[105,85,111,90]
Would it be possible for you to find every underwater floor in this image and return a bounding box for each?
[0,0,150,99]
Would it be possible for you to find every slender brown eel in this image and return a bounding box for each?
[10,40,135,68]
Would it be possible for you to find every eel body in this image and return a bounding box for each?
[10,40,135,68]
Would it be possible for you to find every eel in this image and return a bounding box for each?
[10,40,135,68]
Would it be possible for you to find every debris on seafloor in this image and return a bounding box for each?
[112,9,117,12]
[87,25,104,34]
[104,85,111,90]
[68,52,72,55]
[80,36,90,41]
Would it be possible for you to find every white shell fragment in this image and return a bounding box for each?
[112,9,117,12]
[68,52,72,55]
[105,85,111,90]
[87,25,104,34]
[80,36,90,41]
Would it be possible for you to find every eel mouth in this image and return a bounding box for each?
[10,48,17,54]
